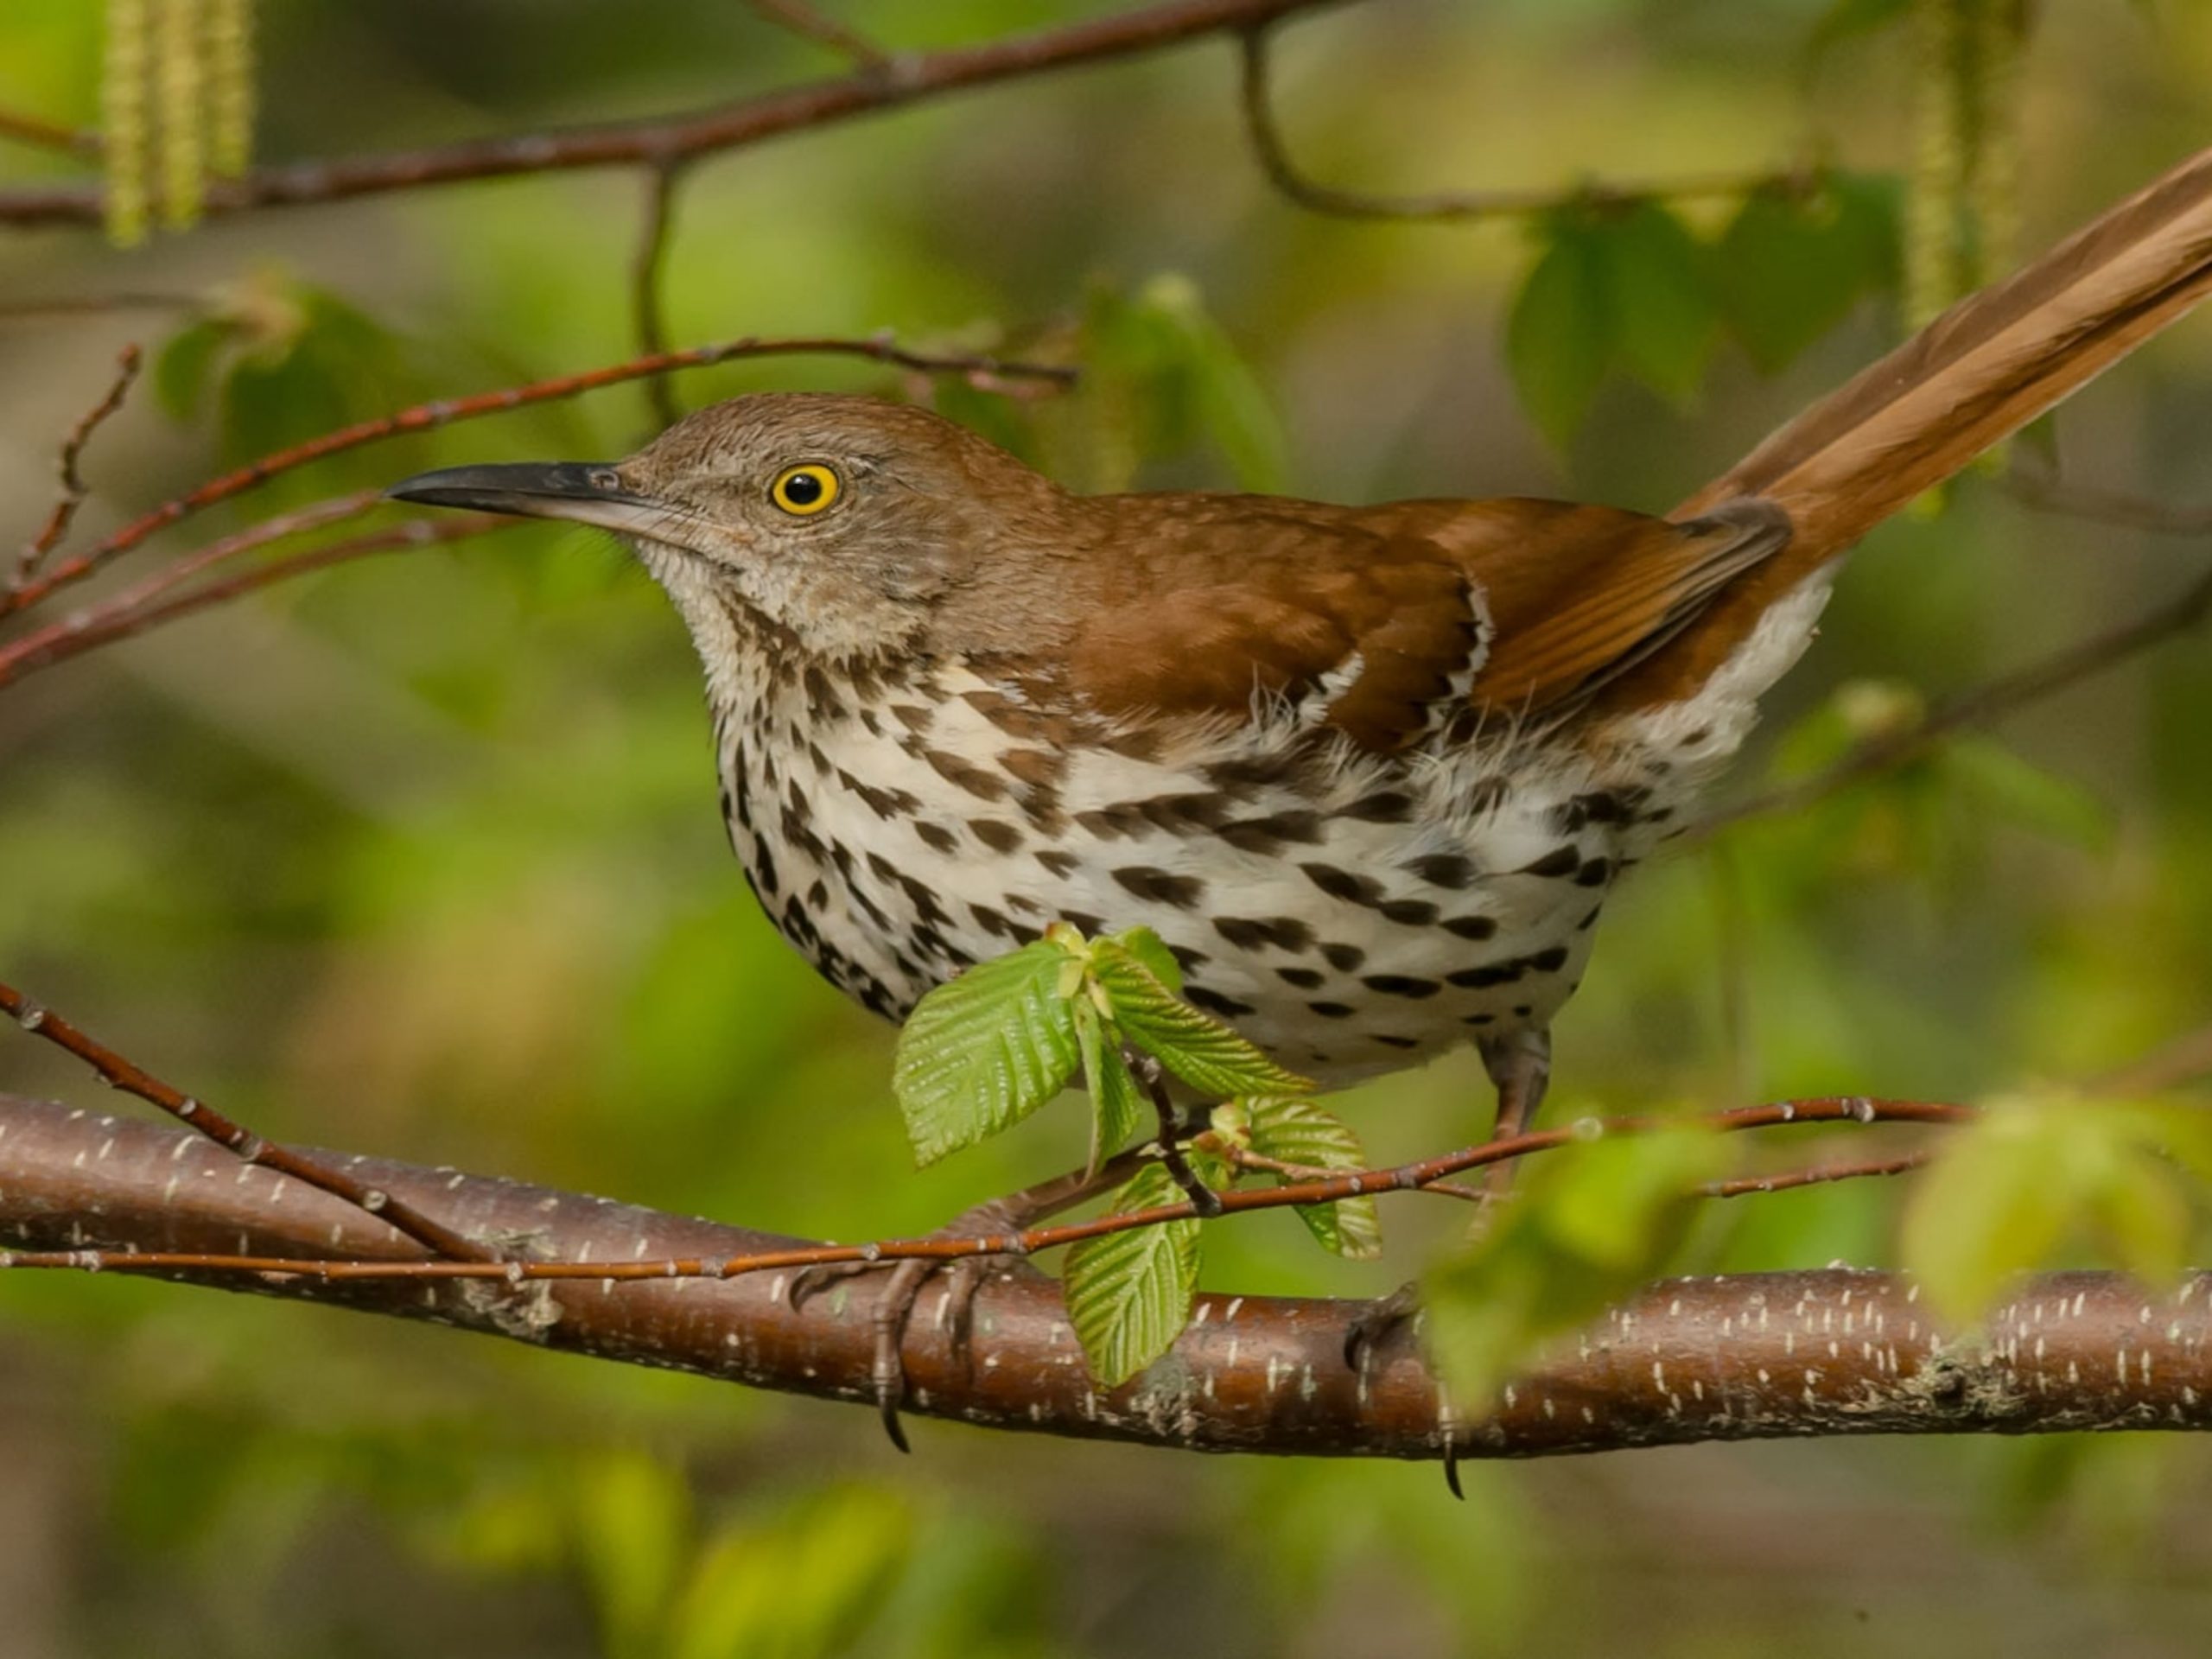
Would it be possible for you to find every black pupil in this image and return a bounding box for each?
[782,471,823,506]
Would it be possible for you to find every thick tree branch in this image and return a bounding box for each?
[3,1092,2205,1459]
[0,0,1351,230]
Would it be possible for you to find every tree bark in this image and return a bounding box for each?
[2,1092,2206,1459]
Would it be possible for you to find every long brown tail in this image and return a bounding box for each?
[1611,144,2212,707]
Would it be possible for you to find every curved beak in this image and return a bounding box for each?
[385,461,665,536]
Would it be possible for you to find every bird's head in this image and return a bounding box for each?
[388,392,1071,662]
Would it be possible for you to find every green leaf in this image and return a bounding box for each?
[1074,997,1147,1176]
[567,1451,690,1659]
[1717,184,1879,372]
[1244,1095,1382,1259]
[1423,1123,1728,1411]
[1110,924,1184,993]
[153,316,229,419]
[892,939,1082,1166]
[1599,202,1718,405]
[1902,1094,2206,1324]
[1506,218,1612,448]
[1089,936,1312,1099]
[1063,1161,1206,1385]
[1942,736,2114,853]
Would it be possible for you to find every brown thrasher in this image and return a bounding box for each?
[392,145,2212,1427]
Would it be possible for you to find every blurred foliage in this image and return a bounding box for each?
[4,0,2212,1656]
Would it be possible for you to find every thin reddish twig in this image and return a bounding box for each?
[747,0,888,66]
[0,512,515,690]
[0,1096,1970,1285]
[0,108,101,157]
[0,0,1352,229]
[1236,24,1813,223]
[1699,1151,1929,1199]
[0,334,1075,623]
[0,978,495,1262]
[12,346,143,588]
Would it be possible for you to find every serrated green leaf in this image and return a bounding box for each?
[1063,1162,1205,1385]
[1506,220,1611,448]
[1109,925,1184,994]
[892,940,1081,1166]
[1074,998,1146,1176]
[1244,1096,1382,1259]
[1423,1123,1728,1411]
[1599,202,1718,405]
[1089,937,1312,1099]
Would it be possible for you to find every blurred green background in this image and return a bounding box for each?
[4,1,2212,1654]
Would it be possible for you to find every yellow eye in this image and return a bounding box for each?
[769,462,841,516]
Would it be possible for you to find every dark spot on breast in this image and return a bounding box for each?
[891,704,934,734]
[1529,946,1570,973]
[1521,846,1581,879]
[997,748,1065,791]
[1301,863,1383,906]
[1321,943,1366,973]
[1344,790,1414,823]
[1379,899,1440,927]
[1442,915,1498,941]
[1446,963,1522,989]
[1275,967,1325,989]
[925,749,1009,802]
[968,902,1023,940]
[1059,911,1106,935]
[1111,866,1205,909]
[1461,1013,1496,1027]
[1185,985,1255,1019]
[914,821,959,855]
[1363,975,1441,1000]
[1212,916,1315,953]
[1166,944,1210,973]
[1576,906,1602,931]
[1034,849,1080,878]
[969,818,1023,854]
[806,879,828,909]
[1308,1001,1356,1018]
[1371,1034,1421,1050]
[839,768,920,822]
[1408,853,1476,888]
[1574,857,1612,887]
[753,845,780,897]
[1218,810,1324,854]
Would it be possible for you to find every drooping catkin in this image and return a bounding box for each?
[102,0,152,246]
[100,0,255,244]
[153,0,206,230]
[205,0,254,179]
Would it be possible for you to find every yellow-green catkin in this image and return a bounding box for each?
[205,0,254,179]
[1906,0,1968,331]
[102,0,152,246]
[154,0,207,231]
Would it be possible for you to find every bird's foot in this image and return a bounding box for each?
[786,1192,1056,1452]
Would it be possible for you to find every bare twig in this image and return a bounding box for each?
[12,346,143,588]
[0,1090,1968,1287]
[747,0,889,67]
[631,164,689,428]
[0,108,101,157]
[1236,24,1812,223]
[1699,1152,1929,1199]
[2004,468,2212,537]
[0,509,515,690]
[0,293,201,325]
[2086,1022,2212,1098]
[0,334,1075,624]
[0,981,493,1262]
[0,0,1353,230]
[1696,561,2212,836]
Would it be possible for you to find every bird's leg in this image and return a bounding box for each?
[1342,1027,1555,1374]
[790,1146,1150,1451]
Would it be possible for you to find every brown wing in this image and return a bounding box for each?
[1061,493,1790,750]
[1064,504,1481,752]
